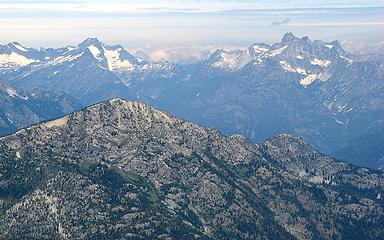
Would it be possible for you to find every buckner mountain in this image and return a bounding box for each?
[0,33,383,169]
[0,98,383,239]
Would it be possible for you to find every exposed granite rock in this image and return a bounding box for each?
[0,99,383,239]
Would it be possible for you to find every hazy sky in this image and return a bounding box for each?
[0,0,383,48]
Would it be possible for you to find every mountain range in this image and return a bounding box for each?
[0,99,383,239]
[0,83,81,136]
[0,33,383,169]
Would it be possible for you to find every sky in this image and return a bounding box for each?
[0,0,383,50]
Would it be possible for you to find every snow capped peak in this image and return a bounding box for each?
[80,37,103,47]
[49,52,84,65]
[0,52,38,67]
[206,49,251,70]
[78,38,105,60]
[29,38,144,72]
[10,42,29,52]
[87,45,103,61]
[269,45,288,57]
[74,39,142,71]
[251,44,270,53]
[103,47,136,71]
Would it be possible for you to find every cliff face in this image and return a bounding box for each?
[0,99,383,239]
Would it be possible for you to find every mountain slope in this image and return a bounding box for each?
[0,42,42,73]
[333,125,384,170]
[0,99,383,239]
[148,33,383,155]
[0,84,81,136]
[0,34,383,169]
[0,38,184,105]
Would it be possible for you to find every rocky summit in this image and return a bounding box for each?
[0,99,383,239]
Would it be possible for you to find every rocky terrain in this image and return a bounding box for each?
[0,99,383,239]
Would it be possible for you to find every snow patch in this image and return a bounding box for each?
[279,61,296,72]
[6,87,29,100]
[296,67,307,75]
[340,55,353,64]
[296,55,304,60]
[310,58,331,67]
[345,107,354,113]
[0,52,38,66]
[50,53,83,65]
[104,48,135,71]
[15,151,21,159]
[5,113,13,124]
[279,61,307,75]
[252,45,269,53]
[88,45,103,60]
[211,51,248,70]
[269,45,288,57]
[300,74,317,86]
[325,44,333,49]
[13,43,29,52]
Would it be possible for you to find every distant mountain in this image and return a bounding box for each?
[0,38,185,105]
[0,83,81,136]
[0,33,383,169]
[0,42,41,73]
[204,32,351,85]
[334,124,384,170]
[149,33,383,154]
[0,98,383,239]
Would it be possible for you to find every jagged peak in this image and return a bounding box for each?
[301,36,312,45]
[281,32,297,43]
[250,42,270,49]
[80,37,103,46]
[78,38,105,54]
[10,42,21,46]
[1,42,30,52]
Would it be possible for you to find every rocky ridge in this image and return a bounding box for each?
[0,99,383,239]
